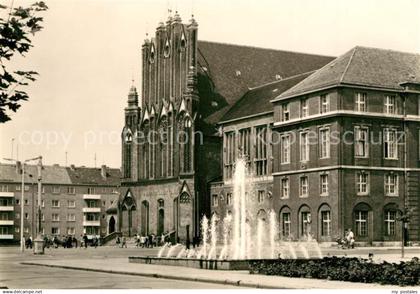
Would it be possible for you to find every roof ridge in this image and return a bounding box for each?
[354,45,420,56]
[197,40,336,58]
[339,47,357,84]
[248,70,316,91]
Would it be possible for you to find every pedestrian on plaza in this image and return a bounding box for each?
[73,236,78,248]
[347,228,355,249]
[135,234,140,247]
[140,235,146,248]
[121,236,127,248]
[83,233,88,249]
[116,236,121,247]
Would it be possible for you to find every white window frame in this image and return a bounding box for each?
[212,194,218,207]
[355,92,367,112]
[281,178,289,199]
[52,200,60,208]
[300,98,308,118]
[52,213,60,222]
[319,128,330,159]
[52,227,60,235]
[67,227,75,235]
[320,94,330,113]
[384,128,398,159]
[354,126,369,158]
[321,210,331,236]
[226,193,232,206]
[67,214,76,222]
[385,95,396,114]
[281,103,290,121]
[320,174,329,196]
[299,176,309,198]
[356,171,369,195]
[385,211,396,236]
[282,212,291,237]
[52,186,60,194]
[281,134,290,164]
[355,211,368,237]
[300,132,309,162]
[68,200,76,208]
[385,173,399,196]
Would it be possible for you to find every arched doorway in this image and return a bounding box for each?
[157,199,164,235]
[109,216,116,234]
[141,200,150,236]
[158,209,164,235]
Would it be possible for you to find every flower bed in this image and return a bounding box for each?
[248,257,420,286]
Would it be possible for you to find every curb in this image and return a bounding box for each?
[21,262,282,289]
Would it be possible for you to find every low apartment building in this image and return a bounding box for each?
[0,163,121,243]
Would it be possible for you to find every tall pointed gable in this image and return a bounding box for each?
[276,46,420,100]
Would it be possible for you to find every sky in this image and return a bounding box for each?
[0,0,419,169]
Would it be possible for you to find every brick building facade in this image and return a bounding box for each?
[119,13,333,241]
[0,163,120,244]
[271,47,420,245]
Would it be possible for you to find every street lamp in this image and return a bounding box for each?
[3,156,42,253]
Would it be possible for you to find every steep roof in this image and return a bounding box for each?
[0,163,121,186]
[196,41,335,124]
[277,46,420,100]
[220,71,313,123]
[66,166,121,186]
[0,164,72,184]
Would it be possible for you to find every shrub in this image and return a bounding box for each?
[248,257,419,286]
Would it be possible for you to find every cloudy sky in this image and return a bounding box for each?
[1,0,419,168]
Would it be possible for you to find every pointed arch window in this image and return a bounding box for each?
[142,122,150,179]
[167,113,173,177]
[180,116,192,173]
[164,38,171,58]
[149,44,156,63]
[180,31,187,49]
[159,118,168,178]
[123,130,132,178]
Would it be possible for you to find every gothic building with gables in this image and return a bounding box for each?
[119,13,334,241]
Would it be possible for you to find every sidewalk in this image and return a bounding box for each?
[21,257,404,289]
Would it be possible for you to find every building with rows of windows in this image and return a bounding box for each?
[120,14,420,245]
[270,46,420,245]
[119,13,334,241]
[0,163,120,244]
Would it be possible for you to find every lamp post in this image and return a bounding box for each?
[3,156,42,253]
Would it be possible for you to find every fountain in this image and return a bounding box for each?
[129,157,324,270]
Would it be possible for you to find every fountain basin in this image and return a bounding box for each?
[129,256,254,270]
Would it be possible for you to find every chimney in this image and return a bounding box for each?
[101,165,107,179]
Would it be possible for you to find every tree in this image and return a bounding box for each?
[0,1,48,123]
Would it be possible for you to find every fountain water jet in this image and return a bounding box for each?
[157,243,170,258]
[269,210,278,258]
[166,244,183,257]
[207,214,219,259]
[257,218,264,259]
[196,216,209,259]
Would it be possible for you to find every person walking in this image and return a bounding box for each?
[83,233,88,249]
[121,236,127,248]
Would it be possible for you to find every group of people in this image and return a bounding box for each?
[135,234,158,248]
[337,228,355,249]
